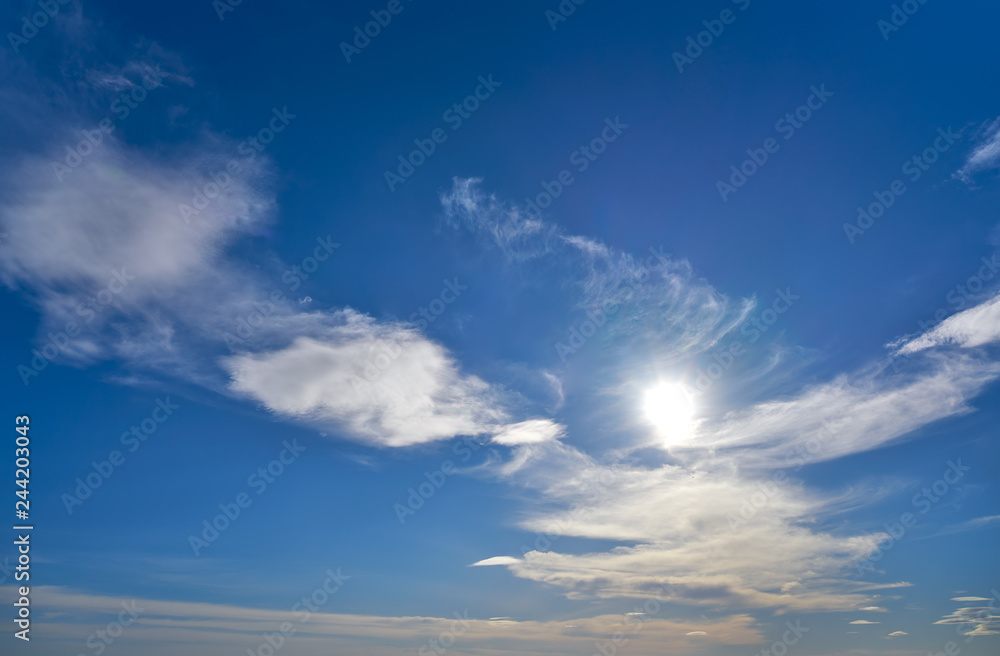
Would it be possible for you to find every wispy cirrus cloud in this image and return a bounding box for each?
[440,176,558,261]
[895,292,1000,355]
[680,350,1000,470]
[440,177,754,366]
[954,117,1000,185]
[492,419,566,446]
[472,292,1000,612]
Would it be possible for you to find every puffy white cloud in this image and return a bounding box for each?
[225,312,509,447]
[0,57,529,450]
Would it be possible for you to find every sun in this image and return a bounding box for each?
[643,382,695,444]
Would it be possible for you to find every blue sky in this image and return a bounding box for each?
[2,0,1000,654]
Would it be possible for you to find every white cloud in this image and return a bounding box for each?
[678,349,1000,469]
[492,420,565,445]
[571,244,754,365]
[0,144,523,451]
[888,631,908,636]
[440,177,556,261]
[225,313,509,447]
[954,117,1000,184]
[471,556,520,567]
[935,600,1000,636]
[0,33,284,380]
[470,294,1000,612]
[1,61,565,453]
[915,513,1000,542]
[0,128,277,371]
[850,620,880,625]
[563,234,611,257]
[0,147,270,292]
[895,292,1000,355]
[471,437,889,611]
[440,177,754,365]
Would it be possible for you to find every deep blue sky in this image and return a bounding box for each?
[2,1,999,655]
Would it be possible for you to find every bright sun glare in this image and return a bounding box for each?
[643,383,695,444]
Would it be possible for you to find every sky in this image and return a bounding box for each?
[1,0,1000,655]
